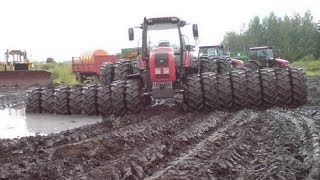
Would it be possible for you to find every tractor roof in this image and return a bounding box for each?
[144,17,186,27]
[199,45,223,49]
[250,46,273,50]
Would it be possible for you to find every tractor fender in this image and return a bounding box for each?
[275,58,289,68]
[230,58,244,69]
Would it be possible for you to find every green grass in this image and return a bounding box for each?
[33,62,78,85]
[292,59,320,78]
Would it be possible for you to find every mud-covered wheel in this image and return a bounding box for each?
[69,85,82,115]
[26,88,42,113]
[260,68,277,108]
[125,79,143,114]
[40,86,55,113]
[217,58,232,74]
[111,80,126,116]
[97,85,112,117]
[184,74,203,111]
[244,61,259,70]
[82,85,98,115]
[114,60,132,81]
[100,62,114,85]
[275,69,292,106]
[54,86,70,115]
[200,58,218,73]
[231,70,247,110]
[290,67,307,106]
[216,73,233,109]
[201,72,218,111]
[246,70,262,108]
[76,73,85,83]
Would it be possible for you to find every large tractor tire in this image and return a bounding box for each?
[231,70,247,110]
[244,61,259,70]
[76,73,85,83]
[201,72,218,111]
[275,69,292,107]
[125,79,143,114]
[217,58,232,74]
[100,62,114,85]
[260,68,277,108]
[69,85,83,115]
[26,88,42,113]
[184,74,203,111]
[290,67,307,106]
[82,85,98,115]
[246,70,262,108]
[216,73,233,110]
[97,85,112,117]
[40,86,55,113]
[113,60,132,81]
[200,58,218,73]
[54,86,70,115]
[111,80,126,116]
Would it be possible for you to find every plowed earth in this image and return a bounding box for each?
[0,77,320,179]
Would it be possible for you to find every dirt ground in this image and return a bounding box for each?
[0,77,320,179]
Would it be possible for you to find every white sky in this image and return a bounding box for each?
[0,0,319,61]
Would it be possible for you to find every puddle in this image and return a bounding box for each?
[0,108,102,139]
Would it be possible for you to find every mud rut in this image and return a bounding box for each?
[0,77,320,179]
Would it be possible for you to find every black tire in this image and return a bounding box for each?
[231,70,247,110]
[82,85,98,115]
[69,85,83,115]
[290,67,307,106]
[244,61,260,70]
[111,80,126,116]
[217,58,232,74]
[100,62,114,85]
[275,69,292,107]
[246,70,262,108]
[114,60,132,81]
[216,73,233,110]
[97,85,112,117]
[184,74,203,111]
[260,68,277,108]
[54,86,70,115]
[76,73,85,83]
[40,86,55,113]
[125,79,143,114]
[26,88,42,113]
[201,72,218,111]
[200,58,218,73]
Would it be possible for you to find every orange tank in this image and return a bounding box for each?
[80,49,108,64]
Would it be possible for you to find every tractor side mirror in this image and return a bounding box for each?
[129,28,134,41]
[192,24,199,39]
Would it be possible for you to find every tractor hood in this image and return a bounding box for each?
[275,58,289,68]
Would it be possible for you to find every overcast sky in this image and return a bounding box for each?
[0,0,319,61]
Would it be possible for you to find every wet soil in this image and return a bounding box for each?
[0,77,320,179]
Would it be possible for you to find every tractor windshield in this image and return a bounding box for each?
[147,23,181,54]
[250,48,274,60]
[199,47,224,57]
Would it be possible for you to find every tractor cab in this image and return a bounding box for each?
[198,45,225,59]
[248,46,288,69]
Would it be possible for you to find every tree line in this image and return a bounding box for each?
[222,11,320,61]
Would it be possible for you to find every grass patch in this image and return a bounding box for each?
[292,59,320,78]
[33,62,78,85]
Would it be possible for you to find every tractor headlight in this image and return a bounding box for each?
[163,67,169,74]
[155,68,161,74]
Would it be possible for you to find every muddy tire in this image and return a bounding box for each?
[245,61,259,70]
[40,86,55,113]
[216,73,233,109]
[200,58,218,73]
[76,73,85,83]
[246,70,262,108]
[100,62,114,85]
[231,70,247,110]
[290,67,307,106]
[184,74,203,111]
[97,85,112,117]
[260,68,277,108]
[82,85,98,115]
[125,79,143,114]
[217,58,232,74]
[68,85,83,115]
[114,60,132,81]
[275,69,292,106]
[111,80,126,116]
[26,88,42,113]
[54,86,70,115]
[201,72,218,111]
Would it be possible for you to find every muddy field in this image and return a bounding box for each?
[0,77,320,179]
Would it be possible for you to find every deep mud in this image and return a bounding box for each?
[0,77,320,179]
